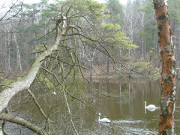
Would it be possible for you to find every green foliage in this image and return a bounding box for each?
[65,77,86,98]
[88,0,107,17]
[106,0,124,25]
[132,61,160,80]
[138,3,153,13]
[168,0,180,31]
[0,76,23,88]
[39,74,56,90]
[124,44,138,50]
[32,44,48,53]
[1,79,15,88]
[102,23,121,30]
[138,2,157,51]
[54,0,107,21]
[132,62,150,69]
[42,3,58,19]
[102,23,138,50]
[17,77,23,81]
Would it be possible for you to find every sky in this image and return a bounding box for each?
[22,0,128,5]
[0,0,128,10]
[94,0,128,5]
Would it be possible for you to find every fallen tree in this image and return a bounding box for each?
[0,17,68,113]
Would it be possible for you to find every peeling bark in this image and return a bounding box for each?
[153,0,176,134]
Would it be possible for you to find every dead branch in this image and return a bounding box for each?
[0,113,48,135]
[0,0,22,21]
[0,18,69,113]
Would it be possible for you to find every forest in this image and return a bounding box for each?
[0,0,179,134]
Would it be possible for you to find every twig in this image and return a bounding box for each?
[27,89,52,134]
[0,84,12,88]
[0,0,22,21]
[60,63,79,135]
[27,89,48,120]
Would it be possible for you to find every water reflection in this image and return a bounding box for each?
[2,78,180,134]
[92,78,180,134]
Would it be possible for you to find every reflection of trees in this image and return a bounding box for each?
[94,78,136,103]
[0,0,110,134]
[3,80,89,134]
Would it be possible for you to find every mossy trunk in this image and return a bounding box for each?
[0,18,68,113]
[153,0,176,134]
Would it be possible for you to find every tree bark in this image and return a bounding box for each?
[0,113,48,135]
[153,0,176,134]
[0,19,69,113]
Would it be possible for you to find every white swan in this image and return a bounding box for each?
[98,113,111,123]
[145,101,159,113]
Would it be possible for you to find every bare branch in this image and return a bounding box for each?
[6,2,23,21]
[0,113,48,135]
[2,120,8,135]
[27,89,48,120]
[0,0,22,21]
[0,18,69,113]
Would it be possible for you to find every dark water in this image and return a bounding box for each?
[2,78,180,134]
[88,78,160,134]
[90,78,180,134]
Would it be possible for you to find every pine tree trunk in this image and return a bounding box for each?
[153,1,176,134]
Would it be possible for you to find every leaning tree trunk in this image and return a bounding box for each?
[153,0,176,134]
[0,17,68,113]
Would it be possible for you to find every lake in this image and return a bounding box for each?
[1,77,180,134]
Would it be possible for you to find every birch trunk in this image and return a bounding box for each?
[153,0,176,134]
[14,33,23,71]
[7,32,11,72]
